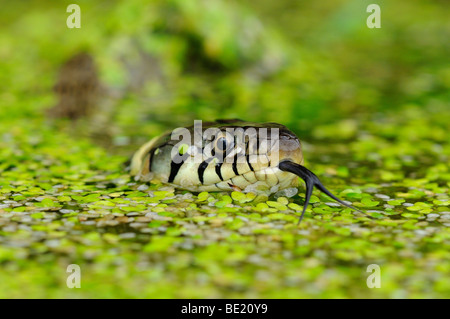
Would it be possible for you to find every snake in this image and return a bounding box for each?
[130,119,361,223]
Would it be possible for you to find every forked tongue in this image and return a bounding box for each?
[278,160,364,224]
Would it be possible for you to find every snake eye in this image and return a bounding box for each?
[214,134,234,155]
[216,137,227,151]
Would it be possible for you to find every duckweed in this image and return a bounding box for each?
[0,0,449,299]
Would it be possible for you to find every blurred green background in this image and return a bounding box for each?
[0,0,449,298]
[2,0,448,143]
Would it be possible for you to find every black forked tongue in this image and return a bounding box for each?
[278,160,363,224]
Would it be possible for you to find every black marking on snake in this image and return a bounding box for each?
[245,154,254,172]
[244,138,250,156]
[256,135,260,154]
[232,154,239,176]
[198,158,213,184]
[168,153,189,183]
[215,162,224,181]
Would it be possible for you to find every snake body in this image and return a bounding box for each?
[130,119,360,223]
